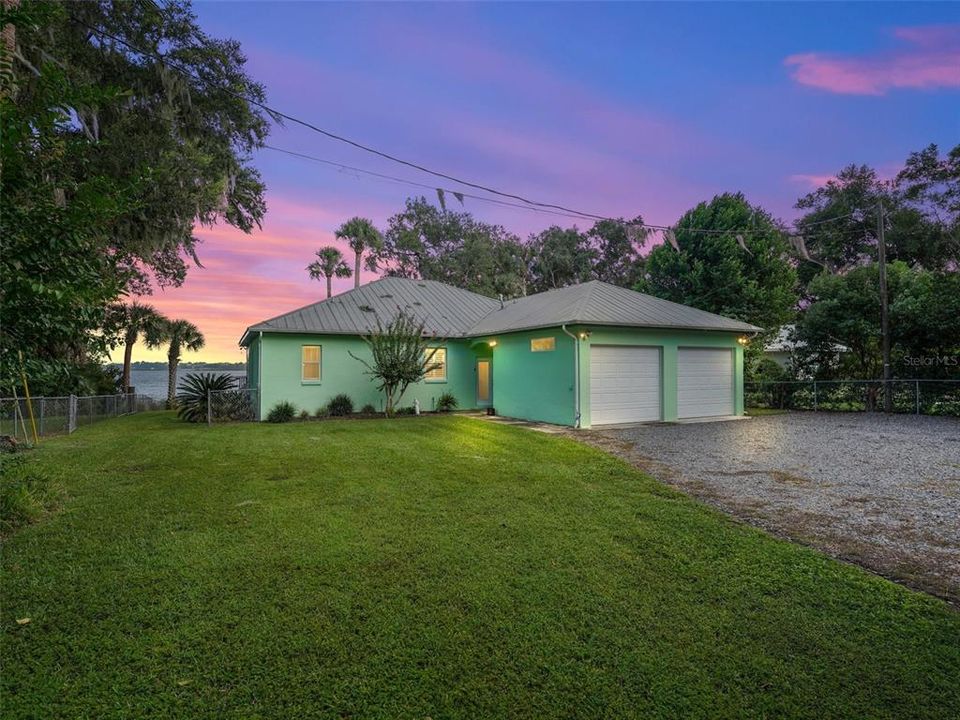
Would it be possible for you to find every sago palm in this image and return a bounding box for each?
[175,372,237,423]
[307,246,352,298]
[335,217,382,288]
[118,302,168,393]
[160,319,205,408]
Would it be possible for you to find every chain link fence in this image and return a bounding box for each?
[746,380,960,416]
[207,388,259,424]
[0,393,163,442]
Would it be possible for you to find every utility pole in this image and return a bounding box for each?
[877,200,892,412]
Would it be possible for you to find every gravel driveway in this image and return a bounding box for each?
[579,412,960,602]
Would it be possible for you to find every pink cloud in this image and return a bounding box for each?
[785,24,960,95]
[789,173,835,189]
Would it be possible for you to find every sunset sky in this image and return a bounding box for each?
[119,2,960,363]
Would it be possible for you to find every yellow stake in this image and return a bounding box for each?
[17,350,39,444]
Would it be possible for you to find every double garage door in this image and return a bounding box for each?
[589,345,733,425]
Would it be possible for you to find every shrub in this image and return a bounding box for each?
[298,409,311,420]
[436,392,458,413]
[175,372,237,423]
[327,394,354,417]
[360,403,377,415]
[395,405,416,416]
[314,406,329,419]
[267,401,296,423]
[1,455,64,535]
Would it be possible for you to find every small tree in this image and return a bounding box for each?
[159,319,205,408]
[307,246,352,298]
[350,311,443,416]
[336,217,382,289]
[113,302,168,392]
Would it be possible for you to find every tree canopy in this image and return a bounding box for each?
[636,193,797,334]
[796,263,960,380]
[369,197,529,298]
[1,0,269,394]
[793,145,959,283]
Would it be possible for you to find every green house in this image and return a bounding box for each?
[240,278,760,428]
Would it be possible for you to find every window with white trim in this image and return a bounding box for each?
[302,345,321,382]
[424,347,447,381]
[530,336,556,352]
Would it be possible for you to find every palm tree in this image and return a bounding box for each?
[117,302,168,393]
[159,319,205,408]
[335,217,382,288]
[307,246,352,298]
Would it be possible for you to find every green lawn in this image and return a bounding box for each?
[2,413,958,719]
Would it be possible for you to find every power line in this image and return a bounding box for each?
[72,8,611,221]
[263,145,599,223]
[267,144,876,241]
[72,7,873,243]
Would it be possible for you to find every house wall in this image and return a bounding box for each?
[245,334,261,391]
[253,333,479,417]
[472,329,578,426]
[249,326,746,428]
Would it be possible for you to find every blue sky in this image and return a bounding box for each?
[140,1,960,360]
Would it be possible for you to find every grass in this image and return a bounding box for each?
[0,454,65,535]
[2,412,958,719]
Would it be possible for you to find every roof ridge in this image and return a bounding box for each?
[570,280,599,322]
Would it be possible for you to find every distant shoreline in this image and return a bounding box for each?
[109,362,245,371]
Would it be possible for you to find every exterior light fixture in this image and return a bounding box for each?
[488,340,497,347]
[737,336,749,346]
[578,330,591,340]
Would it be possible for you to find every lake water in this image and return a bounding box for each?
[129,369,246,400]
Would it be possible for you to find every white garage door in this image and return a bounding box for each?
[590,346,661,425]
[677,348,734,419]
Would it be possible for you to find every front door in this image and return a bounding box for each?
[477,359,492,407]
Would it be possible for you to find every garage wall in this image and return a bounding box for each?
[578,326,744,428]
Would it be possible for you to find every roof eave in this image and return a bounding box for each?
[467,319,762,337]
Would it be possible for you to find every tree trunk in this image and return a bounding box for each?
[122,339,134,392]
[355,252,361,288]
[326,274,332,298]
[167,352,179,408]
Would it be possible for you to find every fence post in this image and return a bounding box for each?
[915,380,920,415]
[207,390,212,427]
[68,394,77,434]
[813,381,818,412]
[39,398,45,437]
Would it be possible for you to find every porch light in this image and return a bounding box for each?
[488,340,497,347]
[578,331,591,340]
[737,335,749,346]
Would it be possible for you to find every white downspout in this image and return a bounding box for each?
[257,331,264,421]
[561,324,581,428]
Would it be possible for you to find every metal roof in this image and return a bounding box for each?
[240,277,500,344]
[467,280,762,335]
[241,278,761,345]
